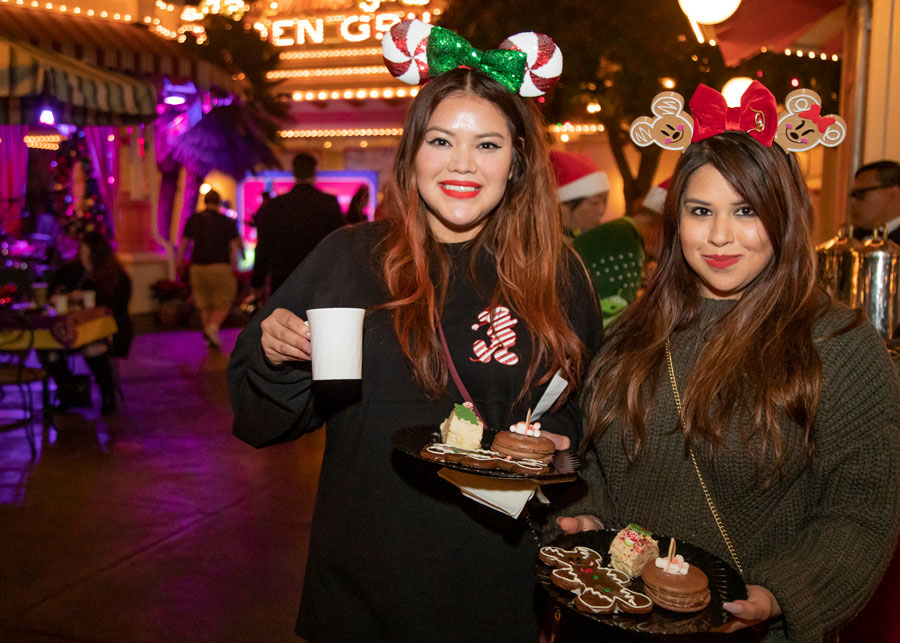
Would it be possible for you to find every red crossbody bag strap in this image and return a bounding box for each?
[434,310,486,425]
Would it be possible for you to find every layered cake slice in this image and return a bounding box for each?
[608,523,660,578]
[439,402,484,451]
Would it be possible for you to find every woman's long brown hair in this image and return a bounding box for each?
[378,68,585,404]
[583,132,852,475]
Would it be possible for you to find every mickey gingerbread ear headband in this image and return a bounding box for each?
[630,79,847,153]
[382,19,563,97]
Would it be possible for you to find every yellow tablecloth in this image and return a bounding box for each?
[0,308,118,351]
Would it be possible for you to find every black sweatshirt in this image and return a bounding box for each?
[228,220,603,642]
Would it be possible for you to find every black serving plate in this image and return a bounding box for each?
[391,424,584,481]
[537,530,747,636]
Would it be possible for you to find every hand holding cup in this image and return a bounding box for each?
[260,308,311,365]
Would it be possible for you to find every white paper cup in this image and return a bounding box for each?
[82,290,96,309]
[306,307,365,381]
[52,294,69,313]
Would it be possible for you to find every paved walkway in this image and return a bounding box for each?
[0,329,322,642]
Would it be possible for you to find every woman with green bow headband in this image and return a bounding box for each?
[229,18,602,643]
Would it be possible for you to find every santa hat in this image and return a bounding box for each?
[550,151,610,203]
[642,178,671,214]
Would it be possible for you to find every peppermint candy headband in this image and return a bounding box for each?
[382,19,563,98]
[630,80,846,153]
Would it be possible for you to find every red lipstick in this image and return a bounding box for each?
[703,254,741,269]
[439,180,482,199]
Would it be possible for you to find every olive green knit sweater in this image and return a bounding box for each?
[558,298,900,642]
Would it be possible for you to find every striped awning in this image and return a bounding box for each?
[0,6,241,95]
[0,36,157,125]
[703,0,845,66]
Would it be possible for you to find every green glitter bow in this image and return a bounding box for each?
[426,26,527,94]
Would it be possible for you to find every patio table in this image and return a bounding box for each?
[0,307,117,351]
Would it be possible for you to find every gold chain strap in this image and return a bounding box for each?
[665,338,744,576]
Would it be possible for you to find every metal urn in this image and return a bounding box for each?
[816,224,863,306]
[857,225,900,340]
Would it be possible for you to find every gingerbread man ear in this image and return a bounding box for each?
[630,91,694,152]
[775,88,847,153]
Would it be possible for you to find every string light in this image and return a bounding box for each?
[267,65,389,80]
[289,85,419,102]
[11,3,144,22]
[279,128,404,138]
[279,47,381,60]
[24,134,63,150]
[549,123,605,134]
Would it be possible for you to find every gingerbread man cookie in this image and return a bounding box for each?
[629,91,694,152]
[539,546,654,614]
[775,88,846,152]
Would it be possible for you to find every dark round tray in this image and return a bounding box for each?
[391,424,584,481]
[537,530,747,636]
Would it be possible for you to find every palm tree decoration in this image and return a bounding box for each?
[157,12,287,246]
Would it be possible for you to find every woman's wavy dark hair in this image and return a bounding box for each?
[583,132,856,476]
[378,68,586,405]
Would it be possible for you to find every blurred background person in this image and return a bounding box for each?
[344,183,370,224]
[46,232,132,413]
[551,150,644,326]
[550,150,610,237]
[849,160,900,242]
[178,189,243,351]
[571,218,645,327]
[251,153,344,297]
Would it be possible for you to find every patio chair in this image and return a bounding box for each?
[0,313,47,457]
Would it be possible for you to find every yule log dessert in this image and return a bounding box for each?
[608,523,660,577]
[641,553,711,613]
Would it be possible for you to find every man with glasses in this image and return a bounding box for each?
[849,160,900,243]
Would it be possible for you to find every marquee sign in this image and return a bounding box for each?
[268,0,436,47]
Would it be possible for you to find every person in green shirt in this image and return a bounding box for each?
[550,150,645,326]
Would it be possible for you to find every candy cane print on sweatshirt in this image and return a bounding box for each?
[471,306,520,365]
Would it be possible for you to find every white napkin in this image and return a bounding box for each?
[438,469,538,519]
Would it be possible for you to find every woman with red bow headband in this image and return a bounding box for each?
[556,83,900,642]
[228,19,602,643]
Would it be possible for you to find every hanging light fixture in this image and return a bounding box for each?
[678,0,741,24]
[39,108,55,126]
[721,77,753,107]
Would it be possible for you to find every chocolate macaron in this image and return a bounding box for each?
[491,431,555,464]
[641,555,710,613]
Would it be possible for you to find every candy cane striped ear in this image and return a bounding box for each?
[498,32,563,97]
[382,19,433,85]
